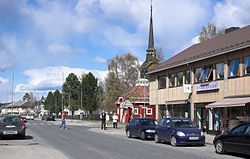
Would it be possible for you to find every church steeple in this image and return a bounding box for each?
[140,0,159,77]
[147,0,155,54]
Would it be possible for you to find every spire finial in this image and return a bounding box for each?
[147,0,154,54]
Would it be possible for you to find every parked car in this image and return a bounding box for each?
[26,114,34,120]
[21,113,27,122]
[125,118,157,140]
[213,121,250,155]
[42,114,55,121]
[0,115,26,139]
[155,117,205,146]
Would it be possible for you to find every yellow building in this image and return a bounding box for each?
[148,26,250,134]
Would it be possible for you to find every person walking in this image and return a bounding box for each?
[100,110,106,130]
[112,113,118,129]
[106,112,110,128]
[59,111,67,130]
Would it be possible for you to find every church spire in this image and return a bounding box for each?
[147,0,155,54]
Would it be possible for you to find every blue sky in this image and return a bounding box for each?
[0,0,250,103]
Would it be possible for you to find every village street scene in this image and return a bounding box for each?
[0,0,250,159]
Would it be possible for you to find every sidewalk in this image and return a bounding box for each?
[63,119,215,145]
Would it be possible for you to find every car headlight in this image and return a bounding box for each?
[201,132,205,136]
[176,131,185,137]
[145,130,155,133]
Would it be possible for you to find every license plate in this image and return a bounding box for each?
[3,131,18,135]
[6,125,16,128]
[189,137,199,140]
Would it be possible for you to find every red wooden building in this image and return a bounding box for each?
[116,79,156,123]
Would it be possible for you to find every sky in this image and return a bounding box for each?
[0,0,250,103]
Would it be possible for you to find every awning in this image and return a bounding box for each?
[206,97,250,108]
[166,99,188,105]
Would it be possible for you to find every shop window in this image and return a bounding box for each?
[177,72,183,86]
[146,108,152,115]
[195,68,202,83]
[169,74,175,87]
[228,59,239,77]
[185,70,191,84]
[216,63,224,79]
[158,75,166,89]
[244,56,250,75]
[134,108,138,115]
[200,65,213,81]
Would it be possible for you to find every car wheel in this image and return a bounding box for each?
[170,136,177,146]
[126,130,132,138]
[155,133,160,143]
[215,140,225,154]
[140,131,146,140]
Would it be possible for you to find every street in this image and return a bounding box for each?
[0,120,248,159]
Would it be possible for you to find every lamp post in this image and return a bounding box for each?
[143,69,147,118]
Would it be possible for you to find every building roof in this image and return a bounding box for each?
[121,85,149,103]
[148,25,250,74]
[5,101,35,108]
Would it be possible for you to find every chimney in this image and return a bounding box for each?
[225,27,240,34]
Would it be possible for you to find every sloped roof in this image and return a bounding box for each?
[121,86,149,103]
[148,25,250,74]
[5,101,35,108]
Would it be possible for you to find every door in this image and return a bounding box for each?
[164,119,172,142]
[156,119,165,140]
[241,125,250,155]
[223,124,248,153]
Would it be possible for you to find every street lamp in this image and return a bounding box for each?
[142,69,147,118]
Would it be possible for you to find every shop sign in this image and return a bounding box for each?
[196,82,219,92]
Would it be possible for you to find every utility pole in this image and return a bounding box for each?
[81,89,82,110]
[144,75,146,118]
[62,72,64,114]
[12,71,14,104]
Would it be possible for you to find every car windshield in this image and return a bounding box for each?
[172,119,197,128]
[0,116,21,124]
[140,119,156,126]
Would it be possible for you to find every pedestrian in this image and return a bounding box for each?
[106,112,110,128]
[100,110,106,130]
[112,113,118,129]
[59,111,67,130]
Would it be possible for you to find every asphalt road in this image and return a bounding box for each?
[1,120,248,159]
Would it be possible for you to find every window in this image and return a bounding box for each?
[244,56,250,75]
[228,59,239,77]
[146,108,152,115]
[134,108,138,115]
[158,75,166,89]
[177,72,183,86]
[231,125,247,135]
[185,70,191,84]
[169,74,175,87]
[199,65,213,81]
[216,63,224,79]
[195,68,202,83]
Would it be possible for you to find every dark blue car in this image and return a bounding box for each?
[125,118,157,140]
[155,117,205,146]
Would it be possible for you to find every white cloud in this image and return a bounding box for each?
[0,77,8,84]
[213,0,250,27]
[48,42,71,54]
[0,49,15,71]
[92,56,107,64]
[15,66,108,93]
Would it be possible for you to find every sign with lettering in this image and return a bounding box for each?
[196,82,219,92]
